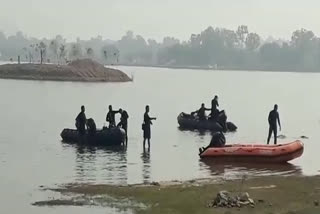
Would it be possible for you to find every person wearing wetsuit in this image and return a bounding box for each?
[106,105,120,128]
[143,105,156,148]
[117,108,129,143]
[192,103,211,121]
[199,131,226,153]
[267,104,281,145]
[87,118,96,136]
[210,95,220,120]
[75,105,87,136]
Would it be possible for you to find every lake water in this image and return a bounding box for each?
[0,64,319,213]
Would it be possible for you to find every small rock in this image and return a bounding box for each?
[239,192,250,202]
[314,200,319,206]
[248,198,255,205]
[258,199,265,203]
[151,182,160,186]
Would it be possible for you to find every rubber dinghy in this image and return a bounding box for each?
[199,141,304,163]
[60,127,126,146]
[177,112,237,132]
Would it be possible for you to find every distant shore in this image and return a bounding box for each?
[34,175,320,213]
[117,63,319,73]
[0,59,132,82]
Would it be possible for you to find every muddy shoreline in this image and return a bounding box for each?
[34,175,320,214]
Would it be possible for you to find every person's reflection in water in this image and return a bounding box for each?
[141,147,151,183]
[75,145,97,182]
[197,129,207,137]
[109,147,128,185]
[97,146,128,185]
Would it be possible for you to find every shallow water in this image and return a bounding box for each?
[0,63,319,213]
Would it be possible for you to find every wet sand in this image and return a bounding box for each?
[34,175,320,214]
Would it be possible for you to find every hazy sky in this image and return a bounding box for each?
[0,0,319,41]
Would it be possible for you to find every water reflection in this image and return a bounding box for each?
[200,158,302,179]
[178,127,208,136]
[141,147,151,183]
[75,146,98,182]
[71,144,129,184]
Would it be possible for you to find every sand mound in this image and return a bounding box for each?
[0,59,131,82]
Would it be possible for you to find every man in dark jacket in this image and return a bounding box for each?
[75,105,86,136]
[143,105,156,148]
[117,108,129,143]
[192,103,211,121]
[267,104,281,145]
[210,95,220,120]
[199,131,226,154]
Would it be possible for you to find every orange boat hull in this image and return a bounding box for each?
[200,140,304,163]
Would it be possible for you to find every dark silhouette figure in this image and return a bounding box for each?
[106,105,120,128]
[210,95,220,120]
[199,131,226,154]
[87,118,96,136]
[267,104,281,145]
[117,108,129,143]
[75,105,87,136]
[142,105,156,148]
[192,103,211,121]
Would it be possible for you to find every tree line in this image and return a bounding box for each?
[0,26,319,71]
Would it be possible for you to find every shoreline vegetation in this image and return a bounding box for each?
[0,59,132,82]
[1,26,320,73]
[34,175,320,214]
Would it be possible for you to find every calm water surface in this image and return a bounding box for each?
[0,64,319,213]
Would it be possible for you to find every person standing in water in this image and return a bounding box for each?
[143,105,156,148]
[267,104,281,145]
[117,108,129,143]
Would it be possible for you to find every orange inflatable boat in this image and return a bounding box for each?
[200,140,304,163]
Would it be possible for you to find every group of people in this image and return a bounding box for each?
[75,98,281,151]
[75,104,156,147]
[199,103,282,152]
[192,95,220,121]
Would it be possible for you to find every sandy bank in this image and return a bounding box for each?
[34,175,320,214]
[0,59,132,82]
